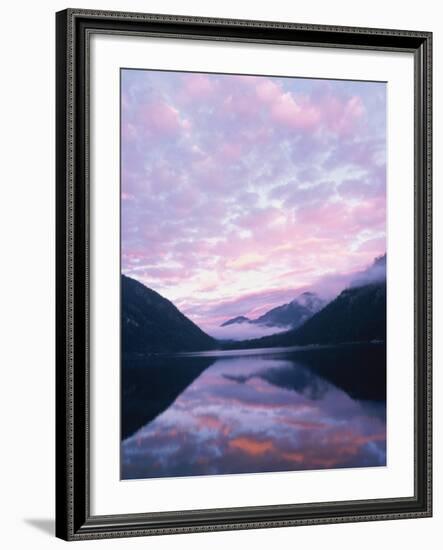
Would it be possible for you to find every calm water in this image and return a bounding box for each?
[121,344,386,479]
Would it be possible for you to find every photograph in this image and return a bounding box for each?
[120,69,387,480]
[52,5,432,542]
[0,0,438,547]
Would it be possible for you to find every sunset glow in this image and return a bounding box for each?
[121,69,386,331]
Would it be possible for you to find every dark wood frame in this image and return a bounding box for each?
[55,8,432,541]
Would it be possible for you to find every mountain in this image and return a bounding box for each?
[296,291,325,312]
[351,253,386,288]
[122,275,216,354]
[254,291,325,328]
[221,291,325,330]
[225,281,386,350]
[251,299,312,328]
[289,282,386,345]
[221,315,251,327]
[122,354,215,439]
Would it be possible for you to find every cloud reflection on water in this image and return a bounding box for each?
[122,347,386,479]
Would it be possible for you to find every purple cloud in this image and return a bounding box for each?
[121,69,386,326]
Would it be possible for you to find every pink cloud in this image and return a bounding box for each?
[182,118,192,131]
[256,80,282,103]
[219,142,243,161]
[321,95,366,135]
[182,74,216,98]
[140,100,183,135]
[356,237,386,254]
[222,94,258,118]
[252,78,364,134]
[270,92,321,129]
[235,207,283,230]
[296,197,385,238]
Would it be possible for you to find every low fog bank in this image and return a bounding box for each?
[205,322,290,341]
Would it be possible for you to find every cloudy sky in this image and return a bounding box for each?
[121,69,386,332]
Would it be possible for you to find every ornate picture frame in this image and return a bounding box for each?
[55,8,432,540]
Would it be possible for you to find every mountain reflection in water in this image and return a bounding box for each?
[121,343,386,479]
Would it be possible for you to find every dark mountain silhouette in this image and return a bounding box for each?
[221,291,326,330]
[289,282,386,345]
[122,275,216,354]
[222,343,386,403]
[225,281,386,350]
[282,344,386,402]
[122,354,215,439]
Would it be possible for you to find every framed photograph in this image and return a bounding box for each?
[55,8,432,540]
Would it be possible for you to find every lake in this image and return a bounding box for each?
[121,343,386,479]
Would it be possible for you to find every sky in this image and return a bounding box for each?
[121,69,386,333]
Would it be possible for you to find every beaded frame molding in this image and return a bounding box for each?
[55,8,432,541]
